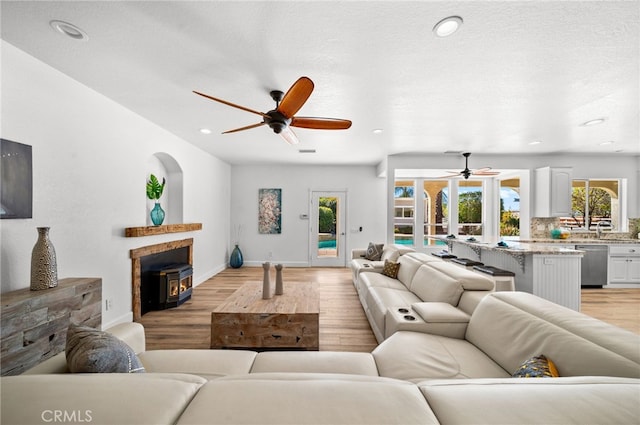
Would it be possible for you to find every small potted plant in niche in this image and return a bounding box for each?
[146,174,166,226]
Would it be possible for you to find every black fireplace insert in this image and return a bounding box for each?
[141,263,193,314]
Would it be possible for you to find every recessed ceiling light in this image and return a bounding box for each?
[599,141,614,146]
[372,129,383,134]
[433,16,463,37]
[580,118,606,127]
[199,128,212,134]
[49,20,88,41]
[529,141,542,145]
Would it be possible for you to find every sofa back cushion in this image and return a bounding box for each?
[396,255,427,288]
[380,247,400,263]
[408,265,463,306]
[466,292,640,378]
[404,252,442,263]
[426,261,494,290]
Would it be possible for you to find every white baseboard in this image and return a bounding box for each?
[241,260,311,268]
[604,283,640,288]
[102,311,133,331]
[193,262,227,287]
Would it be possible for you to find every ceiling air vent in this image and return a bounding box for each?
[299,149,316,154]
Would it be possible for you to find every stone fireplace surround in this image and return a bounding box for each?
[130,238,193,322]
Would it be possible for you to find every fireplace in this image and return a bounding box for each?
[142,263,193,314]
[130,238,194,321]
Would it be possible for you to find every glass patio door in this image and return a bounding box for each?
[310,191,346,267]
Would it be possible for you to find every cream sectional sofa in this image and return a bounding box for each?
[2,291,639,424]
[356,251,496,342]
[350,244,415,283]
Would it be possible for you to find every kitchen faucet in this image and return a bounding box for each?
[596,220,612,239]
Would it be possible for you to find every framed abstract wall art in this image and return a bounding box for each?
[1,138,33,219]
[258,188,281,234]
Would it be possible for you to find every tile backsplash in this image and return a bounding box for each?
[530,217,560,238]
[530,217,640,240]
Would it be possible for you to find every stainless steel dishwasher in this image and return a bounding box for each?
[576,245,609,287]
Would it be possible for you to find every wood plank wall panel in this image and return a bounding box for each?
[0,278,102,376]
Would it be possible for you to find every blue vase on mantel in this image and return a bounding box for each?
[150,202,165,226]
[230,245,243,268]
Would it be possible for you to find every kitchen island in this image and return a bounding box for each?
[430,236,584,310]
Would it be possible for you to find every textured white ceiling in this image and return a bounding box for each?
[2,1,638,165]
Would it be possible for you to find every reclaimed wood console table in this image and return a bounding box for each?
[211,281,319,350]
[1,277,101,375]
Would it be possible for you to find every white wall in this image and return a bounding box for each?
[230,165,387,266]
[0,42,231,328]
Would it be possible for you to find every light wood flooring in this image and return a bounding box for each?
[140,267,640,351]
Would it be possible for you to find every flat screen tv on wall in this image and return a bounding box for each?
[1,138,33,219]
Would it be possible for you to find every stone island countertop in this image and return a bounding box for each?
[430,236,585,255]
[517,238,639,245]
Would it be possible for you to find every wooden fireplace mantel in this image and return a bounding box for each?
[130,238,194,322]
[125,223,202,237]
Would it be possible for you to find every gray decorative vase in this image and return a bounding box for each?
[275,264,284,295]
[262,262,271,299]
[30,227,58,290]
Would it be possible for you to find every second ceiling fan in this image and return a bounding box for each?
[439,152,500,179]
[193,76,352,145]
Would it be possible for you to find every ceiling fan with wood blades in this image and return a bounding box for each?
[439,152,500,179]
[193,76,352,145]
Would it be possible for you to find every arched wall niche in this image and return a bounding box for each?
[146,152,184,225]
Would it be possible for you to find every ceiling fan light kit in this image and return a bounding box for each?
[193,76,351,145]
[438,152,500,179]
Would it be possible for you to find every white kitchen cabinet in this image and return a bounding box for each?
[534,167,572,217]
[608,245,640,284]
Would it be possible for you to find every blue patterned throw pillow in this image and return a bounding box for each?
[513,354,559,378]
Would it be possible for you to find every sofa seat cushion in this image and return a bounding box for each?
[250,352,379,375]
[138,349,257,380]
[0,373,206,425]
[418,377,640,425]
[372,331,510,382]
[358,271,409,292]
[176,373,439,425]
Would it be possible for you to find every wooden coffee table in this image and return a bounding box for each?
[211,281,319,350]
